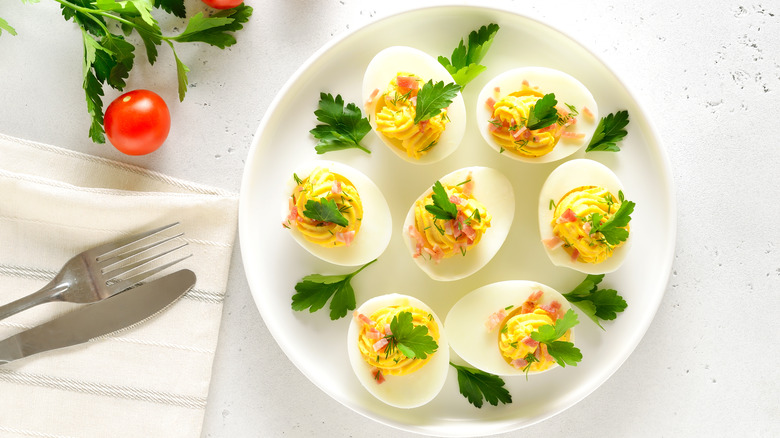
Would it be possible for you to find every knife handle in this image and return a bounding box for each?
[0,282,66,322]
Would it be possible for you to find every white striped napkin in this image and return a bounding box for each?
[0,133,238,438]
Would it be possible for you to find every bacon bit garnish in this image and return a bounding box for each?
[522,79,530,88]
[556,208,578,224]
[570,248,580,262]
[462,225,477,242]
[423,246,445,263]
[494,86,501,94]
[285,198,300,226]
[372,337,389,352]
[367,88,379,105]
[582,221,592,236]
[542,236,563,250]
[366,328,382,340]
[384,324,392,336]
[511,126,530,140]
[528,290,544,302]
[522,336,539,348]
[562,131,585,139]
[331,180,342,195]
[419,120,429,131]
[396,76,419,91]
[488,118,502,132]
[407,225,424,257]
[485,309,506,332]
[462,177,474,196]
[354,311,374,327]
[582,107,594,120]
[540,343,553,361]
[336,230,356,247]
[485,97,496,111]
[520,290,543,314]
[371,368,385,384]
[540,300,562,320]
[510,358,528,369]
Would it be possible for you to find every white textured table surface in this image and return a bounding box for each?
[1,0,779,437]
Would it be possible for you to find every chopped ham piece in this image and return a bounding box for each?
[542,236,563,250]
[462,225,477,242]
[528,290,543,302]
[366,328,382,340]
[582,107,594,120]
[396,76,419,91]
[582,221,592,236]
[419,120,429,131]
[461,176,474,196]
[488,118,502,132]
[407,225,424,257]
[372,338,388,352]
[562,131,585,139]
[371,368,385,384]
[336,230,355,247]
[485,97,496,111]
[449,195,463,205]
[423,246,444,263]
[485,309,506,332]
[570,248,580,262]
[354,311,375,327]
[540,301,562,320]
[331,180,342,195]
[512,126,530,140]
[384,324,392,336]
[510,358,528,369]
[522,336,539,348]
[367,88,379,105]
[556,208,578,224]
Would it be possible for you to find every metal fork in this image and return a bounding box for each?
[0,222,190,322]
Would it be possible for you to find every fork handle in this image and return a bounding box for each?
[0,283,68,322]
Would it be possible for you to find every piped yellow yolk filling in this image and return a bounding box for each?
[551,185,628,264]
[487,83,575,158]
[498,307,568,373]
[357,305,439,377]
[410,180,491,261]
[374,73,449,159]
[287,167,363,247]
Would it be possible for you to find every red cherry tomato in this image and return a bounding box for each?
[104,89,171,156]
[201,0,243,9]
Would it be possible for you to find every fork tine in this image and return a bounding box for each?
[88,222,179,259]
[107,254,192,295]
[98,232,184,266]
[102,242,188,281]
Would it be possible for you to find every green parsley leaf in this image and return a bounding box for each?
[438,23,500,89]
[172,5,252,48]
[388,311,438,360]
[586,110,630,152]
[563,274,627,329]
[590,196,635,245]
[450,362,512,408]
[425,181,458,221]
[310,93,371,154]
[530,309,582,367]
[169,42,190,101]
[0,17,18,37]
[302,198,349,227]
[414,80,461,124]
[526,93,559,130]
[291,260,376,320]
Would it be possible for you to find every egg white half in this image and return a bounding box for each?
[445,280,572,376]
[402,166,515,281]
[476,66,598,163]
[362,46,466,164]
[538,158,632,274]
[347,293,449,408]
[283,160,392,266]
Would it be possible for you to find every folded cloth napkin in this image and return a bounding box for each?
[0,133,238,438]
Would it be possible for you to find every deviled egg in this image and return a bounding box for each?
[282,161,392,266]
[445,280,574,376]
[477,66,598,163]
[362,46,466,164]
[403,167,514,281]
[347,293,449,408]
[538,159,634,274]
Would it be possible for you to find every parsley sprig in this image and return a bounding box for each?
[425,181,459,221]
[588,192,635,245]
[563,274,628,329]
[437,23,500,89]
[586,110,630,152]
[385,311,438,360]
[302,198,349,227]
[450,362,512,408]
[291,260,376,320]
[310,93,372,154]
[8,0,252,143]
[529,309,582,368]
[526,93,559,130]
[414,80,461,124]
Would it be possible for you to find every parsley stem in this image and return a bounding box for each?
[347,259,377,279]
[52,0,174,42]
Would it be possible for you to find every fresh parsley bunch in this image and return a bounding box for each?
[3,0,252,143]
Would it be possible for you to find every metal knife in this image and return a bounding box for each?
[0,269,196,364]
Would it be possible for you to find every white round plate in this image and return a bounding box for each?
[239,5,675,437]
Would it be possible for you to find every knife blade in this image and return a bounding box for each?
[0,269,196,364]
